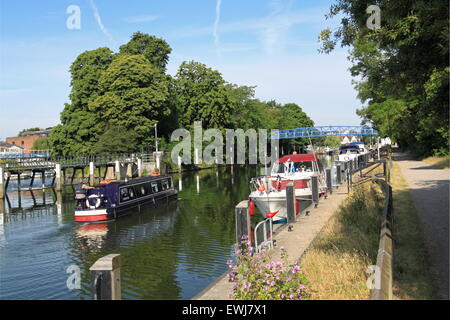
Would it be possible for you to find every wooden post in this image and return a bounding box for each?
[311,175,319,208]
[326,168,332,194]
[235,200,251,245]
[383,161,387,180]
[0,166,4,199]
[89,162,95,186]
[55,164,62,191]
[90,254,122,300]
[336,164,341,185]
[286,182,296,223]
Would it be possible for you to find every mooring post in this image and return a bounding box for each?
[235,200,251,245]
[55,164,62,191]
[0,166,4,199]
[90,254,122,300]
[286,182,296,223]
[89,162,95,186]
[311,175,319,208]
[336,164,341,185]
[326,168,332,194]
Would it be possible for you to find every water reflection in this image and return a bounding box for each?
[0,166,256,300]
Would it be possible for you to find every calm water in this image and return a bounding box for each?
[0,165,262,300]
[0,156,336,300]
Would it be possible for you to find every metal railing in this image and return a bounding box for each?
[254,218,274,253]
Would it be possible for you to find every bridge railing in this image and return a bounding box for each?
[0,153,154,170]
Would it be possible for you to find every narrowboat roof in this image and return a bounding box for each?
[95,174,172,188]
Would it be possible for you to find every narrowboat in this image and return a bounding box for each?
[74,175,178,222]
[248,153,327,223]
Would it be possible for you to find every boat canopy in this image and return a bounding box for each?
[276,154,319,163]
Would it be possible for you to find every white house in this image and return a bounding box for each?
[0,142,24,156]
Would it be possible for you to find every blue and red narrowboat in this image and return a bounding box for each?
[74,175,178,222]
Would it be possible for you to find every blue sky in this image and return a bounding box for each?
[0,0,362,139]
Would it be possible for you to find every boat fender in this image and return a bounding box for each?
[86,195,101,209]
[248,198,255,216]
[257,185,265,192]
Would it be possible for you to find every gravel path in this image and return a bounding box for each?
[394,151,449,299]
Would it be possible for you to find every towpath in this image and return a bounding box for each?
[394,151,449,299]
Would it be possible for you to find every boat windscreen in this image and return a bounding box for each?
[271,161,315,174]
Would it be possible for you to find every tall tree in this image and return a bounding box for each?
[173,61,235,129]
[319,0,449,155]
[50,47,114,155]
[119,32,172,72]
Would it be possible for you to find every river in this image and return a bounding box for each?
[0,156,336,300]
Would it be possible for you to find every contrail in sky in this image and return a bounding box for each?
[88,0,116,46]
[213,0,222,59]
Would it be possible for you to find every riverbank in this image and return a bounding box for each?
[194,177,352,300]
[299,176,384,299]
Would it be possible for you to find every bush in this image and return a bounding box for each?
[227,237,313,300]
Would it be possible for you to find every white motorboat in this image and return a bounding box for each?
[248,153,327,223]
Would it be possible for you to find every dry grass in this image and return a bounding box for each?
[422,156,449,171]
[390,162,436,299]
[300,170,385,300]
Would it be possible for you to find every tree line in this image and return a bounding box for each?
[49,32,314,156]
[319,0,449,156]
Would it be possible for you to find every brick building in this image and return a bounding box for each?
[6,128,52,153]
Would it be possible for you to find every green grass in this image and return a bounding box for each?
[390,162,437,299]
[300,170,385,299]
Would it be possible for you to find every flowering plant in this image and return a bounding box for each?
[227,236,313,300]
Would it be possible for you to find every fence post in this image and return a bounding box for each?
[90,254,122,300]
[326,168,332,195]
[311,175,319,208]
[286,182,296,223]
[235,200,251,245]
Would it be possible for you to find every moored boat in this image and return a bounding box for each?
[248,153,327,223]
[74,175,178,222]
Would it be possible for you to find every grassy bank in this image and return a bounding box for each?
[421,155,449,171]
[390,162,436,299]
[300,177,385,299]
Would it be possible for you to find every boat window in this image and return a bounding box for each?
[120,187,130,202]
[151,182,159,193]
[161,179,170,190]
[135,184,146,197]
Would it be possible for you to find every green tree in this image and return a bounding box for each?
[319,0,449,155]
[119,32,172,72]
[89,54,171,149]
[50,47,114,155]
[173,61,235,129]
[32,137,51,151]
